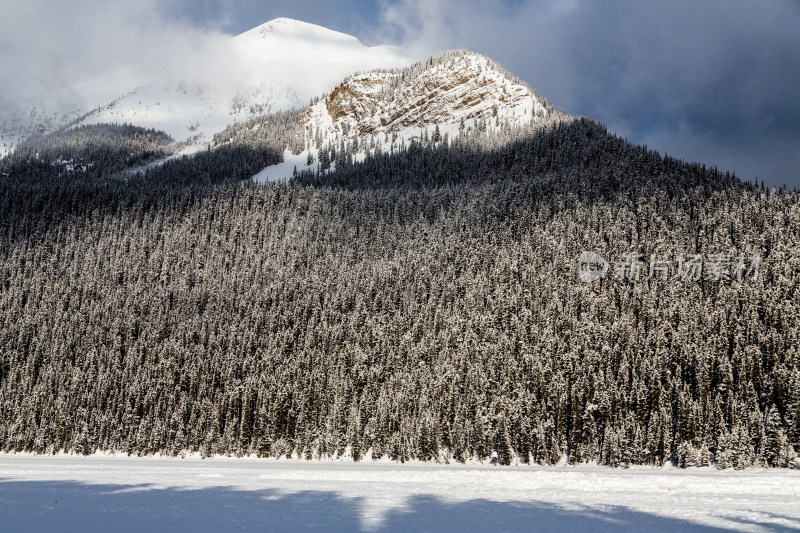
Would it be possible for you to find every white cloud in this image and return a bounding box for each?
[0,0,228,113]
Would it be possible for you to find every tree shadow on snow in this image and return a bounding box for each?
[0,478,786,532]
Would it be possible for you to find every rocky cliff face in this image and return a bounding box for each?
[300,51,551,149]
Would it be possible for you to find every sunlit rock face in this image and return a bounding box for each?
[301,51,549,146]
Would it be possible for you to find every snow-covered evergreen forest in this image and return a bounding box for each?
[0,112,798,469]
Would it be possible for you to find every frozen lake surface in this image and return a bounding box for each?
[1,454,798,532]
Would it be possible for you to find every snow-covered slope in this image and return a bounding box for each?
[74,18,412,148]
[254,51,553,182]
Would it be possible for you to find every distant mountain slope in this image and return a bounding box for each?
[73,18,412,149]
[1,46,564,187]
[0,89,85,158]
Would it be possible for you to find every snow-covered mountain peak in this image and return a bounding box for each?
[240,17,362,46]
[69,19,412,149]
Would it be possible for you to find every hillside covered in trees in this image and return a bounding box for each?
[0,112,798,469]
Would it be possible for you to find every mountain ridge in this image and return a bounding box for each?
[245,50,560,182]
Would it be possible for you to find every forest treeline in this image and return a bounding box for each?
[2,123,174,182]
[0,117,798,468]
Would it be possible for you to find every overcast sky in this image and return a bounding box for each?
[2,0,798,187]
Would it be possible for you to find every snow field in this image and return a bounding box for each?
[1,454,798,532]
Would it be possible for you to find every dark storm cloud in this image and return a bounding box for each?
[376,0,800,187]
